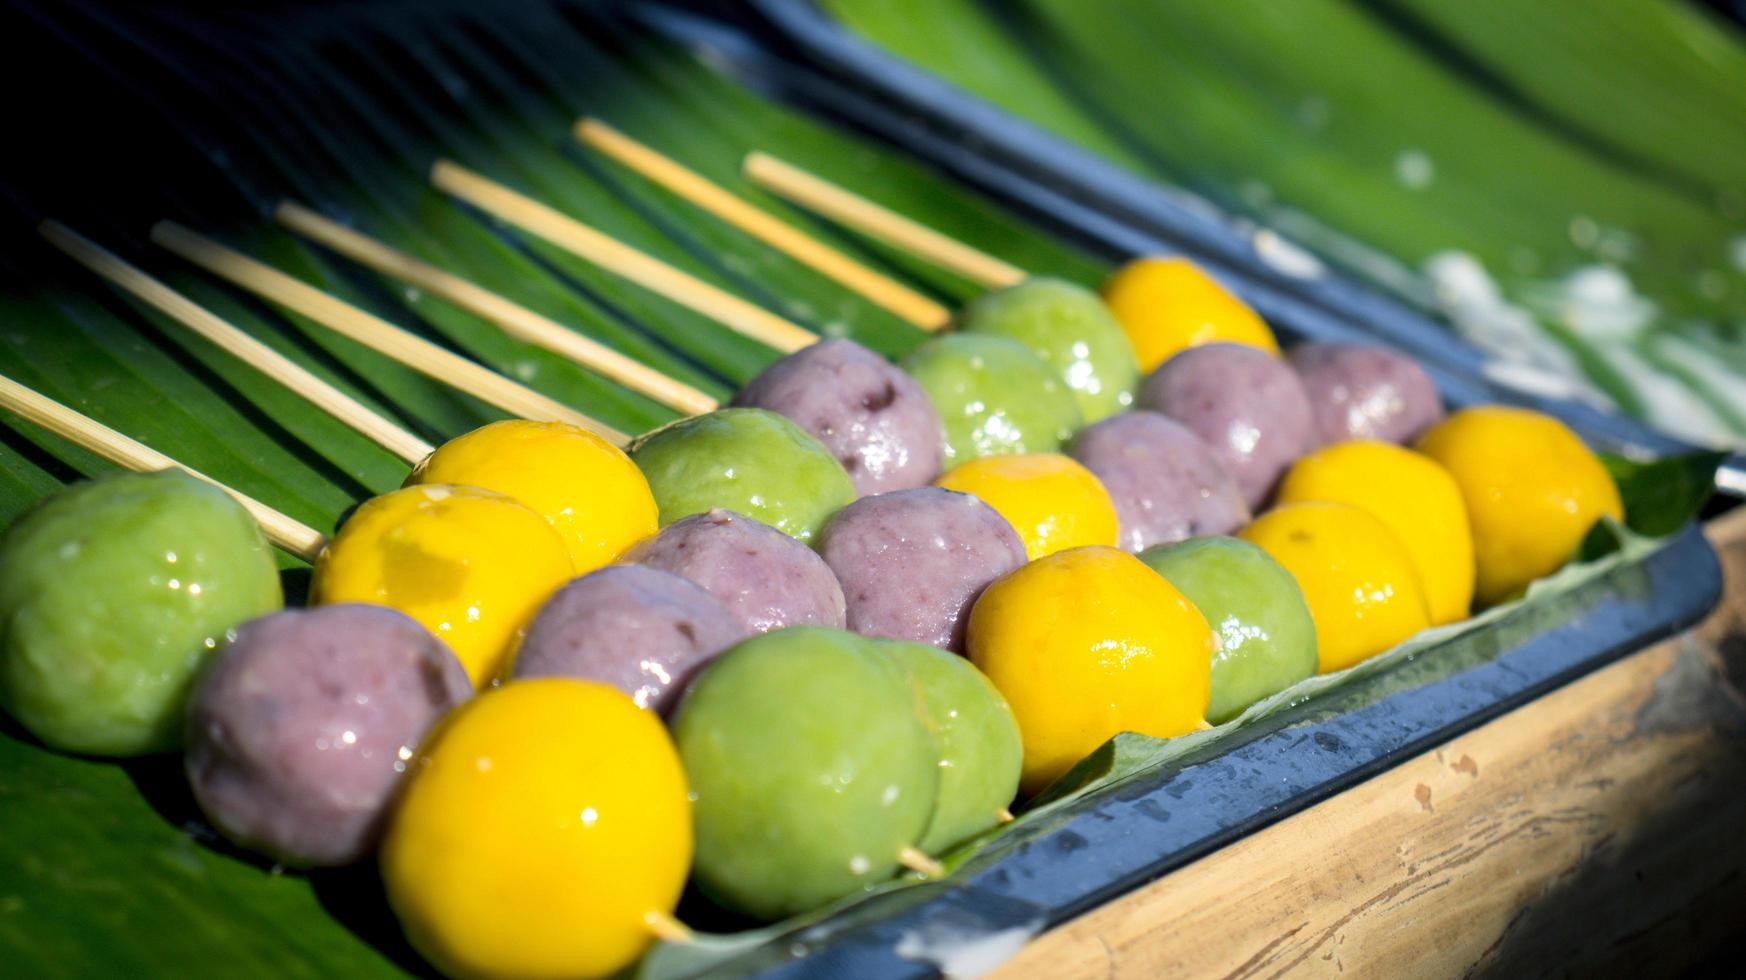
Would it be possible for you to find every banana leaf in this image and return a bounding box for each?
[0,3,1724,977]
[818,0,1746,449]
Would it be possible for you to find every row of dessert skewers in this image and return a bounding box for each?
[0,121,1624,979]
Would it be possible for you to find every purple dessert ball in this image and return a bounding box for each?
[183,604,471,867]
[1068,411,1250,552]
[622,509,846,633]
[733,339,945,496]
[1288,342,1444,445]
[815,487,1027,652]
[1138,342,1319,509]
[510,565,747,713]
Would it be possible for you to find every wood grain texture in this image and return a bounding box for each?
[993,509,1746,979]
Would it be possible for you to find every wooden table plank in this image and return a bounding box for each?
[993,509,1746,978]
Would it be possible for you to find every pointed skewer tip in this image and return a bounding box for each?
[644,909,693,945]
[896,845,944,879]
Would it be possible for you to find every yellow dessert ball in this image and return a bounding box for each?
[1240,502,1430,673]
[311,484,573,684]
[406,419,657,575]
[1100,257,1279,372]
[382,679,691,980]
[968,546,1213,794]
[1416,406,1623,606]
[1276,440,1475,625]
[935,453,1118,560]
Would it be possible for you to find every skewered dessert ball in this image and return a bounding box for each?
[969,546,1213,794]
[1140,537,1317,724]
[877,639,1023,854]
[672,628,939,921]
[956,277,1140,423]
[509,564,747,712]
[1139,342,1319,509]
[405,419,657,575]
[623,509,846,633]
[382,679,691,980]
[1289,342,1444,445]
[1277,441,1475,625]
[935,453,1118,560]
[1100,257,1279,372]
[1068,410,1250,552]
[628,408,855,544]
[901,333,1083,465]
[733,339,945,496]
[815,488,1027,652]
[310,484,573,685]
[0,471,281,756]
[1417,406,1622,606]
[184,604,470,866]
[1240,502,1431,673]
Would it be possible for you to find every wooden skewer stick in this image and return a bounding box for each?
[39,222,434,465]
[896,844,945,879]
[642,910,694,945]
[743,152,1029,292]
[576,118,952,332]
[149,222,628,446]
[275,201,719,417]
[429,159,818,354]
[0,374,327,562]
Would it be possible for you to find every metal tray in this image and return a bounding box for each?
[665,525,1718,978]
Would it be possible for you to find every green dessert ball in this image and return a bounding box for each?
[0,471,282,756]
[957,277,1139,423]
[900,333,1083,465]
[628,408,855,544]
[671,627,939,921]
[876,639,1022,854]
[1139,536,1316,724]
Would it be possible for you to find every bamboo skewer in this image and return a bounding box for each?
[642,910,694,945]
[576,119,953,332]
[149,222,628,446]
[0,374,327,562]
[743,153,1029,291]
[38,222,435,466]
[896,844,945,879]
[429,159,818,354]
[274,202,719,417]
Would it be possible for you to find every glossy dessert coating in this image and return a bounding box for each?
[1289,342,1444,445]
[510,564,747,713]
[184,604,471,866]
[405,419,658,575]
[1140,537,1316,724]
[382,679,691,979]
[1139,342,1319,508]
[629,408,855,545]
[957,277,1139,423]
[623,509,846,633]
[878,639,1022,853]
[901,333,1083,465]
[309,484,574,686]
[1069,410,1249,552]
[0,471,281,756]
[733,339,944,496]
[816,487,1026,652]
[671,628,938,921]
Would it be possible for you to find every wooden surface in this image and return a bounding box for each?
[994,508,1746,979]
